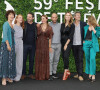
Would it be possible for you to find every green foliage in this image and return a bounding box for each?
[0,0,100,73]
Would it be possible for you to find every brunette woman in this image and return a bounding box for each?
[0,10,16,85]
[35,15,53,80]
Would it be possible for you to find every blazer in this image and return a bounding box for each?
[2,21,15,47]
[60,23,75,45]
[83,25,100,52]
[23,21,37,44]
[79,21,87,44]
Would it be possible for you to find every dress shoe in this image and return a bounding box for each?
[78,76,84,81]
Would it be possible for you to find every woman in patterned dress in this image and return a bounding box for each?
[0,10,16,85]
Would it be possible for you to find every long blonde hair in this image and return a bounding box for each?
[88,15,97,28]
[14,14,24,29]
[64,12,73,27]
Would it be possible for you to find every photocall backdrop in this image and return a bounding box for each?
[0,0,100,73]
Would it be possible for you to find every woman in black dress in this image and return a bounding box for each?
[61,12,75,80]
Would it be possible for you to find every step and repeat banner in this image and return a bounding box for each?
[0,0,100,72]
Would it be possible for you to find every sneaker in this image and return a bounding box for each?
[49,75,53,81]
[52,74,59,79]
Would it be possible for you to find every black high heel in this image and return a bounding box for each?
[88,76,92,81]
[91,79,95,82]
[91,76,96,82]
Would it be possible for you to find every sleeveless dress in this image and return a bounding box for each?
[0,27,16,79]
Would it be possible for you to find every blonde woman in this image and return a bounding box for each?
[60,12,75,80]
[83,16,100,82]
[13,14,24,81]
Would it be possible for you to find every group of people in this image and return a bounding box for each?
[0,10,100,86]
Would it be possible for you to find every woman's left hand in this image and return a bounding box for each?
[64,44,67,51]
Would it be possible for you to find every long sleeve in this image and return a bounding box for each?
[2,22,8,42]
[68,23,75,41]
[95,26,100,38]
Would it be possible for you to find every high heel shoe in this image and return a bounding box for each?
[62,70,70,80]
[91,79,95,82]
[65,70,70,80]
[88,76,92,81]
[2,79,6,86]
[63,70,67,80]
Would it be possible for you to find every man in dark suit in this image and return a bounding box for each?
[72,12,87,81]
[21,12,38,79]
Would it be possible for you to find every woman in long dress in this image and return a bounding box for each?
[35,15,53,80]
[0,10,16,85]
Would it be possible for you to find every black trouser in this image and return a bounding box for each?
[61,43,72,69]
[22,44,35,75]
[72,45,83,76]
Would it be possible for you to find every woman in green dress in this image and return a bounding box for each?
[0,10,16,85]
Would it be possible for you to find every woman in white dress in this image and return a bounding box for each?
[13,14,24,81]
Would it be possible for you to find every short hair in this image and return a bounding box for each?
[5,10,15,20]
[28,12,34,17]
[74,11,81,16]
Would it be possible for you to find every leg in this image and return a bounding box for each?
[49,44,55,75]
[84,47,90,75]
[53,44,61,74]
[22,44,29,75]
[63,44,72,69]
[90,48,96,75]
[15,43,23,81]
[72,45,79,75]
[29,45,35,75]
[78,45,84,76]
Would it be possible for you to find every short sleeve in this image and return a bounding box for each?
[49,26,54,39]
[2,22,8,41]
[37,25,42,36]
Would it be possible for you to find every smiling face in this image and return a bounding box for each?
[8,13,14,21]
[65,13,71,22]
[74,13,81,21]
[51,13,58,23]
[41,16,48,24]
[27,14,34,22]
[16,15,23,24]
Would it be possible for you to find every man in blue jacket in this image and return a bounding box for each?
[72,12,87,81]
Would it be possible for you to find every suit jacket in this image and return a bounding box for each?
[83,25,100,52]
[23,21,37,44]
[79,21,87,44]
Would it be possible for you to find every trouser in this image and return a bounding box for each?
[72,45,83,76]
[14,40,23,81]
[22,44,35,75]
[61,43,72,69]
[49,43,61,75]
[83,41,96,75]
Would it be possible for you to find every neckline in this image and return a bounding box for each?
[7,21,13,29]
[40,24,48,33]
